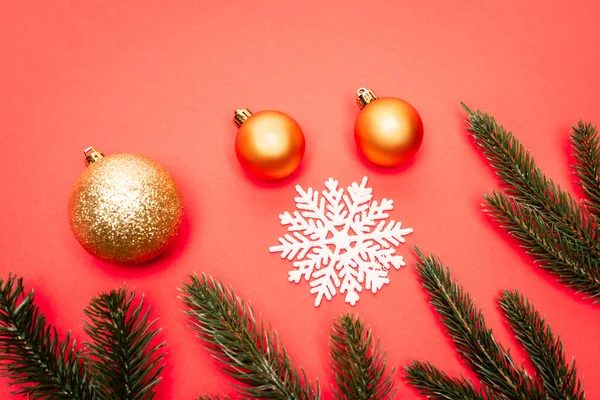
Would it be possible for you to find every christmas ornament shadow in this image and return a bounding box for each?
[236,158,307,189]
[354,144,421,174]
[85,213,192,278]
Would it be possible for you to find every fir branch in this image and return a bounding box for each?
[180,273,320,399]
[462,104,600,261]
[485,190,600,299]
[83,288,164,400]
[571,121,600,217]
[499,290,585,400]
[329,313,396,400]
[0,275,96,399]
[414,250,542,400]
[405,360,491,400]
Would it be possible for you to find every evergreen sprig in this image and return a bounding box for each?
[572,121,600,217]
[484,190,600,298]
[180,273,320,399]
[329,313,396,400]
[405,361,491,400]
[0,274,95,400]
[410,250,542,400]
[463,103,600,300]
[0,275,164,400]
[499,290,584,399]
[462,104,600,252]
[84,288,165,400]
[406,250,586,399]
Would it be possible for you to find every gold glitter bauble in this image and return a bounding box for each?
[68,148,184,264]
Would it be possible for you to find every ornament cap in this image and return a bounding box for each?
[233,108,253,128]
[84,147,105,166]
[356,88,378,109]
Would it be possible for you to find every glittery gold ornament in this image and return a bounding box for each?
[68,147,184,264]
[354,88,424,167]
[233,108,305,181]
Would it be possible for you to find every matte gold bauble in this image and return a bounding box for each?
[68,147,183,264]
[354,88,424,167]
[233,108,305,181]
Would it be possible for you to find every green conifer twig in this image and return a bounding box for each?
[463,103,600,300]
[83,288,165,400]
[180,273,320,399]
[485,190,600,299]
[412,249,542,399]
[499,290,585,400]
[0,275,96,399]
[405,360,491,400]
[462,103,600,259]
[329,313,396,400]
[571,121,600,217]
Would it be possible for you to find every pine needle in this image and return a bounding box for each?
[0,275,96,399]
[329,313,396,400]
[180,273,320,399]
[83,288,165,400]
[499,290,585,399]
[405,360,491,400]
[413,249,542,399]
[571,121,600,217]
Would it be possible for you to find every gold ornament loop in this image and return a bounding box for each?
[356,87,378,109]
[233,108,253,127]
[84,146,105,166]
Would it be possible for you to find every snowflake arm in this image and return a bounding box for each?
[309,262,341,307]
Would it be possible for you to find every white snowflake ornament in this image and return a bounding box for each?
[269,176,413,307]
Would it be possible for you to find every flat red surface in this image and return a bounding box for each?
[1,1,600,398]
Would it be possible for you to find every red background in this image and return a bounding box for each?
[1,1,600,398]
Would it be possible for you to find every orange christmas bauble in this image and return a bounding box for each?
[354,88,423,167]
[233,108,305,181]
